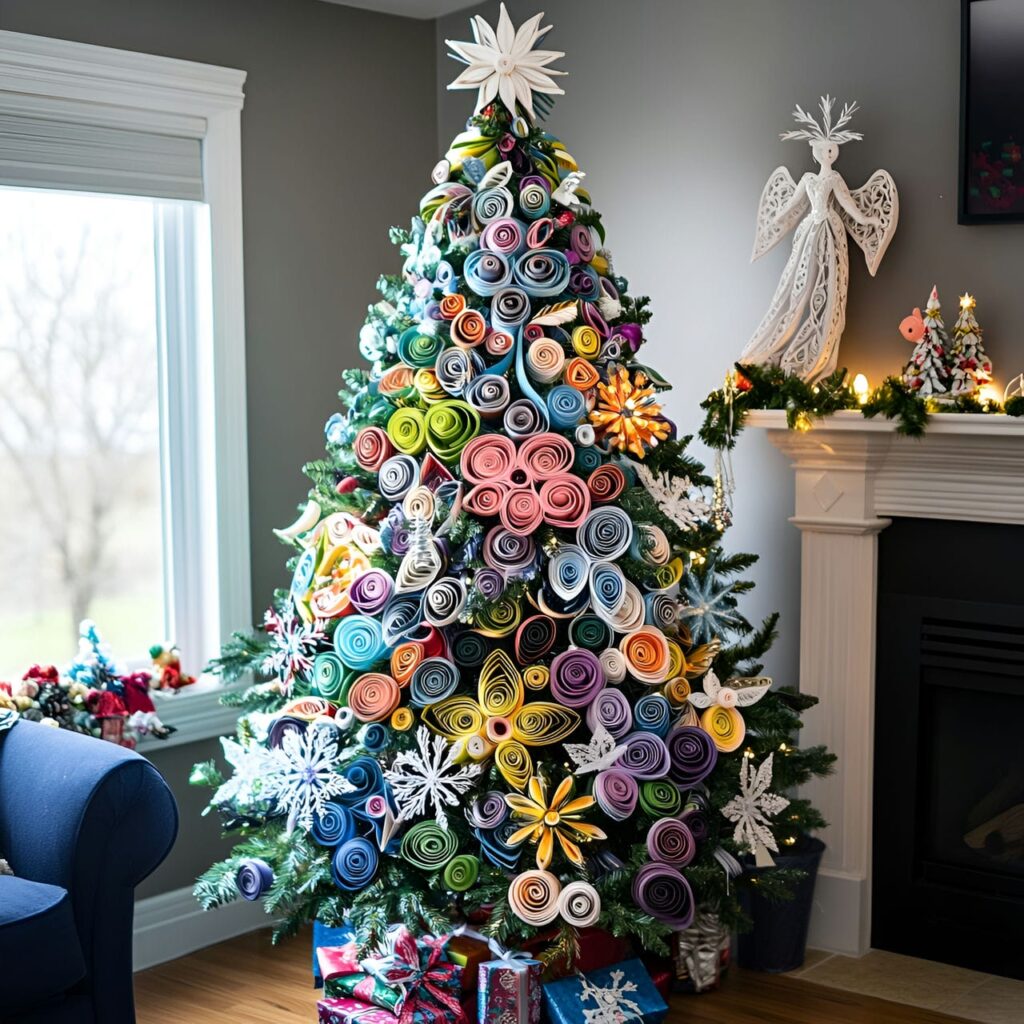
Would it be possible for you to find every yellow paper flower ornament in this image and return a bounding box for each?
[589,366,671,459]
[505,775,607,869]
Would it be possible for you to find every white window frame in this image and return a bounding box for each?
[0,31,251,744]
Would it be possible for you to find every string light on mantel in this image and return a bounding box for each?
[852,373,870,404]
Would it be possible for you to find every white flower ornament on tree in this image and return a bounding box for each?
[688,669,772,712]
[446,3,566,121]
[721,753,789,868]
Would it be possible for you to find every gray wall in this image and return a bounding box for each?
[438,0,1024,691]
[0,0,437,895]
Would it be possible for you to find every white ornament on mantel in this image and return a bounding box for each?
[741,97,899,382]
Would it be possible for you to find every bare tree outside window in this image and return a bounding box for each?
[0,190,165,675]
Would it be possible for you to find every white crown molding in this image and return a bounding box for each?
[749,408,1024,956]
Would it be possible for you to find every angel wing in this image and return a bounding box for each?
[564,723,626,775]
[752,167,809,262]
[840,169,898,276]
[728,675,773,707]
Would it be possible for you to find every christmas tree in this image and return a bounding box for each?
[902,285,952,396]
[193,3,833,966]
[949,292,993,397]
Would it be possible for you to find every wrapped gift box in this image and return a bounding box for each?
[314,921,356,986]
[477,956,542,1024]
[317,996,396,1024]
[447,934,491,992]
[543,958,668,1024]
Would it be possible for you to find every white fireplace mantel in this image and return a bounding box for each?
[748,409,1024,956]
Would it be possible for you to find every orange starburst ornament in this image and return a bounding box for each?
[589,366,670,459]
[504,775,606,869]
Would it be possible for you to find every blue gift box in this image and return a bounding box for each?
[543,958,669,1024]
[313,920,356,986]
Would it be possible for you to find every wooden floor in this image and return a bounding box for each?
[135,927,972,1024]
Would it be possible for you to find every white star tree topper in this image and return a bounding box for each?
[721,753,790,868]
[384,726,482,830]
[446,3,566,121]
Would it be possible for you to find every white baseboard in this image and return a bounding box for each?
[806,867,871,957]
[133,884,271,971]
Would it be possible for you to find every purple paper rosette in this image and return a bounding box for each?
[586,687,633,739]
[348,568,394,616]
[647,817,697,868]
[549,648,606,708]
[632,862,695,931]
[594,768,639,821]
[236,858,274,901]
[667,726,719,787]
[466,790,509,830]
[619,731,671,780]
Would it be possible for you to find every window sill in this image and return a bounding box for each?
[135,677,244,753]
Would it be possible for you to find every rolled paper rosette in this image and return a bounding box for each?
[513,249,571,298]
[387,408,427,457]
[473,594,522,637]
[581,300,610,337]
[564,356,601,391]
[500,487,544,536]
[414,368,446,405]
[569,614,612,652]
[381,594,424,646]
[632,862,695,931]
[602,581,647,633]
[494,739,533,791]
[503,398,546,441]
[523,664,549,691]
[480,217,527,256]
[648,817,697,868]
[461,433,516,484]
[490,287,532,330]
[444,127,500,176]
[312,652,347,700]
[587,464,626,504]
[539,474,591,529]
[518,432,575,477]
[598,647,628,684]
[572,324,602,360]
[452,631,488,670]
[402,483,436,520]
[349,569,394,616]
[360,722,390,753]
[518,175,551,219]
[439,292,465,320]
[390,707,414,732]
[587,687,633,738]
[589,561,627,618]
[547,544,590,602]
[472,184,514,228]
[575,444,602,475]
[267,715,308,749]
[334,615,387,671]
[390,642,422,685]
[281,696,334,721]
[681,809,710,844]
[549,648,606,708]
[475,821,521,872]
[634,694,673,737]
[331,837,379,892]
[486,328,515,358]
[526,216,555,248]
[508,869,562,926]
[569,265,601,301]
[619,731,671,780]
[450,307,488,349]
[640,779,683,817]
[594,768,639,820]
[435,347,479,397]
[465,374,510,419]
[347,673,401,723]
[644,593,678,634]
[546,384,587,430]
[667,726,719,787]
[483,526,536,577]
[378,454,420,501]
[311,801,357,847]
[515,614,557,663]
[467,790,509,830]
[236,858,274,901]
[473,567,505,601]
[354,427,394,472]
[663,676,691,707]
[397,326,444,369]
[700,704,746,753]
[570,222,597,263]
[558,880,601,928]
[578,506,634,561]
[379,363,415,399]
[525,337,566,383]
[443,854,480,892]
[425,400,480,463]
[463,248,513,297]
[621,627,672,685]
[423,578,467,627]
[400,820,458,872]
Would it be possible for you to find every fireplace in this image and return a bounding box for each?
[872,518,1024,979]
[749,409,1024,956]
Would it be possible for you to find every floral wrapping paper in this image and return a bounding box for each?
[318,996,398,1024]
[477,957,542,1024]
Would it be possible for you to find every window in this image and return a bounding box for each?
[0,31,248,702]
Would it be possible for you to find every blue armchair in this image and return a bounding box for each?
[0,720,178,1023]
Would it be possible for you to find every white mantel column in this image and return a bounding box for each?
[758,420,892,955]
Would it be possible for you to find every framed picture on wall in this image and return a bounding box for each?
[960,0,1024,223]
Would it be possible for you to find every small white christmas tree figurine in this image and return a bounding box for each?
[949,293,993,397]
[901,286,952,396]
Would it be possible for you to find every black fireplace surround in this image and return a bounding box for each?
[873,518,1024,979]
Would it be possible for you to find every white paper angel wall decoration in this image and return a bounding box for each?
[741,97,899,382]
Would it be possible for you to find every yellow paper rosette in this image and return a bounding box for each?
[390,707,415,732]
[414,368,446,404]
[445,127,501,175]
[424,400,480,463]
[700,704,746,752]
[571,324,601,360]
[473,593,522,637]
[494,739,532,790]
[663,677,692,706]
[387,407,427,456]
[523,664,549,691]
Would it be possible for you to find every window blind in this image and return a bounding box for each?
[0,113,203,201]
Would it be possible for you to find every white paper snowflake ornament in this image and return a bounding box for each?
[446,3,566,121]
[633,464,710,533]
[578,969,645,1024]
[721,753,789,868]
